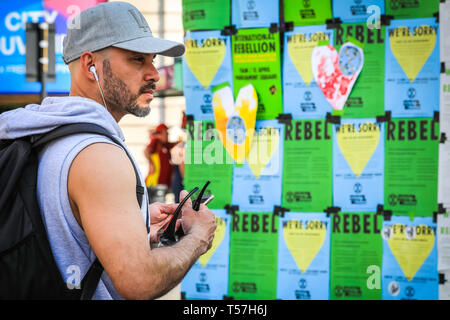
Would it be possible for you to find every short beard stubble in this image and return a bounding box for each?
[102,59,155,118]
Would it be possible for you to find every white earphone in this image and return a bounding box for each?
[90,65,108,109]
[89,65,99,81]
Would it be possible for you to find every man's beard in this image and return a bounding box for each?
[102,59,155,117]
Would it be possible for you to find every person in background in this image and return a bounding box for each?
[144,123,177,190]
[171,112,187,202]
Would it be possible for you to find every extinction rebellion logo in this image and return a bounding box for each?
[232,282,257,293]
[388,194,417,206]
[195,272,210,293]
[201,94,213,114]
[334,285,362,298]
[286,191,312,203]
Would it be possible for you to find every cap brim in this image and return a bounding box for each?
[112,36,185,57]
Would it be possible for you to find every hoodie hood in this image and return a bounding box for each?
[0,96,125,142]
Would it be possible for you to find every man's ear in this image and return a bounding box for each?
[79,51,97,81]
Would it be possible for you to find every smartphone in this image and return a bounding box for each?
[201,195,214,205]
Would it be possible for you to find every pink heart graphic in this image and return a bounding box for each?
[44,0,105,18]
[311,43,363,111]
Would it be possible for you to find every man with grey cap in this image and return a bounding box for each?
[0,2,216,299]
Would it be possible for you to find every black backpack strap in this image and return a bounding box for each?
[79,258,103,300]
[33,123,149,300]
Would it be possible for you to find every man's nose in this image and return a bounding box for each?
[144,64,160,83]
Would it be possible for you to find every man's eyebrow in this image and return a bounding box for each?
[129,53,157,60]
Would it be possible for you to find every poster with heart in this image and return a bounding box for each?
[385,18,440,118]
[228,211,278,299]
[438,213,450,271]
[212,84,258,164]
[332,0,385,24]
[182,31,233,121]
[381,216,438,300]
[332,23,385,118]
[277,212,330,300]
[385,0,439,19]
[181,209,230,299]
[283,25,334,119]
[282,119,333,212]
[441,1,450,62]
[332,119,384,212]
[231,119,283,212]
[439,270,450,300]
[330,212,383,300]
[184,121,233,209]
[283,0,332,26]
[231,0,278,28]
[232,28,283,120]
[182,0,230,31]
[311,42,364,114]
[384,118,439,217]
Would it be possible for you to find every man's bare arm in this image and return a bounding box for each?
[68,142,216,299]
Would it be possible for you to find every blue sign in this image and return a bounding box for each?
[181,209,230,299]
[0,0,79,94]
[231,0,279,28]
[385,18,440,118]
[332,0,385,24]
[277,212,330,300]
[283,25,334,119]
[382,216,439,300]
[232,119,284,212]
[182,30,233,121]
[333,119,384,212]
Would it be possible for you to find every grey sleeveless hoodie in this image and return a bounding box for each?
[0,96,149,299]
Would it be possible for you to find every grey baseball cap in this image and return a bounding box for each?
[63,1,185,64]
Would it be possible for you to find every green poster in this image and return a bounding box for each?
[334,23,385,118]
[232,28,283,120]
[385,118,439,217]
[184,120,233,209]
[282,119,333,212]
[385,0,439,19]
[284,0,332,26]
[228,211,278,299]
[182,0,230,31]
[330,212,383,300]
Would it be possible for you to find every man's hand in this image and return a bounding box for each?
[148,202,179,244]
[149,190,217,252]
[177,190,217,254]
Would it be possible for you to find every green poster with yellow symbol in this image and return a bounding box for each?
[182,0,230,31]
[284,0,332,26]
[232,28,283,120]
[282,119,333,212]
[333,23,385,118]
[384,118,439,217]
[330,212,383,300]
[184,120,233,209]
[228,211,279,299]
